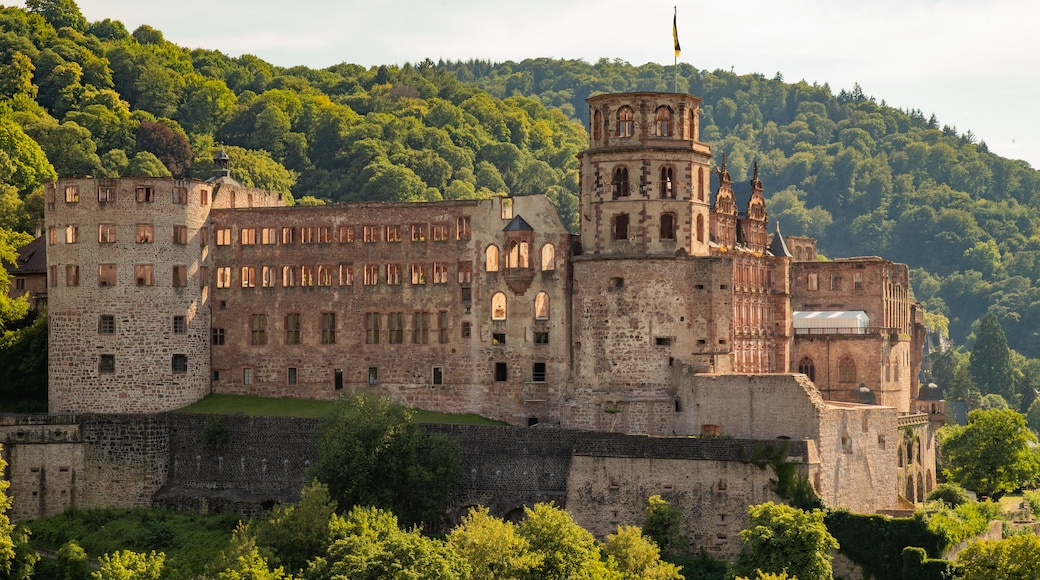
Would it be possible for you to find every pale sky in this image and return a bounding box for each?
[19,0,1040,169]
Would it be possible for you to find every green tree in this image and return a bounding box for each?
[0,116,56,197]
[252,480,336,574]
[307,393,460,528]
[124,151,171,178]
[924,482,971,508]
[980,393,1009,410]
[518,502,614,580]
[24,0,86,31]
[216,547,292,580]
[939,408,1040,498]
[970,312,1015,401]
[957,534,1040,580]
[642,495,684,557]
[92,550,164,580]
[56,540,91,580]
[446,506,541,580]
[733,502,838,580]
[602,525,682,580]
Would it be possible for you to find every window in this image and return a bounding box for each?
[301,265,315,286]
[457,216,471,240]
[613,213,630,240]
[506,241,529,268]
[532,362,547,382]
[339,264,354,286]
[281,227,294,244]
[388,312,404,344]
[839,356,857,383]
[807,273,818,291]
[48,226,56,245]
[99,354,114,374]
[411,224,426,242]
[432,224,448,241]
[501,198,513,219]
[798,356,816,382]
[216,228,231,245]
[49,266,57,287]
[173,187,187,204]
[660,213,676,240]
[134,224,153,243]
[386,263,402,285]
[241,266,256,288]
[317,265,333,286]
[338,225,355,243]
[261,228,277,244]
[613,166,630,197]
[98,314,115,335]
[413,311,430,344]
[98,264,116,286]
[14,277,23,291]
[212,328,225,345]
[696,214,704,243]
[282,265,296,287]
[593,110,603,140]
[300,226,314,244]
[365,313,381,344]
[217,267,231,288]
[317,226,332,243]
[98,186,115,202]
[363,225,378,242]
[135,186,154,202]
[617,107,633,137]
[45,183,54,204]
[831,274,841,291]
[363,264,379,285]
[433,367,443,385]
[485,245,500,272]
[534,331,549,344]
[243,368,253,385]
[386,225,402,242]
[492,292,507,320]
[65,186,79,203]
[241,228,257,245]
[458,261,473,283]
[854,272,863,290]
[285,313,301,345]
[411,263,426,285]
[173,315,186,334]
[461,321,472,338]
[432,263,448,284]
[65,265,79,286]
[495,362,508,382]
[660,166,675,198]
[541,244,555,271]
[135,264,154,286]
[65,225,79,244]
[173,265,187,287]
[492,333,506,345]
[201,189,209,206]
[322,312,336,344]
[534,292,550,320]
[173,225,188,244]
[172,354,188,373]
[251,314,267,345]
[461,286,472,303]
[438,311,448,343]
[288,368,298,385]
[655,106,672,137]
[99,223,116,243]
[262,266,276,288]
[368,367,378,385]
[199,230,208,247]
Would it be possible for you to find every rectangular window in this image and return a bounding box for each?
[494,362,508,382]
[492,333,506,345]
[300,226,314,244]
[433,263,448,284]
[98,264,116,286]
[251,314,267,345]
[363,225,378,242]
[135,224,154,243]
[199,229,208,247]
[854,272,863,290]
[461,286,472,303]
[433,367,443,385]
[45,183,54,204]
[48,226,57,245]
[98,314,115,335]
[14,277,23,291]
[368,367,378,385]
[808,273,818,291]
[135,186,153,202]
[200,189,209,206]
[285,313,301,345]
[173,187,187,204]
[173,225,188,244]
[411,263,426,285]
[261,227,277,244]
[363,264,379,285]
[65,265,79,286]
[411,224,426,242]
[262,266,276,288]
[135,264,154,286]
[386,225,401,242]
[49,266,57,287]
[216,228,232,245]
[322,312,336,344]
[339,264,354,286]
[172,354,188,373]
[457,216,471,240]
[241,266,256,288]
[99,223,116,243]
[365,312,381,344]
[317,264,333,286]
[217,267,231,288]
[438,311,448,343]
[173,265,187,287]
[282,265,296,287]
[501,198,513,219]
[432,224,449,241]
[831,274,841,291]
[212,328,225,345]
[281,227,294,244]
[243,367,253,385]
[461,321,472,338]
[386,263,402,285]
[388,312,404,344]
[457,261,472,284]
[532,362,547,382]
[65,225,79,243]
[338,225,355,243]
[288,367,297,386]
[613,213,630,240]
[98,186,115,203]
[65,186,79,203]
[241,228,257,245]
[534,331,549,344]
[99,354,114,373]
[173,315,186,334]
[412,311,430,344]
[317,226,332,243]
[301,265,315,287]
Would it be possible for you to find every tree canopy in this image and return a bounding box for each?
[939,408,1040,497]
[733,502,839,580]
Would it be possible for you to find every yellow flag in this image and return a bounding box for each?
[673,9,681,57]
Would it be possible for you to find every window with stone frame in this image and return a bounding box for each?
[365,312,381,344]
[48,226,56,245]
[241,266,256,288]
[438,311,448,343]
[386,225,402,242]
[613,213,630,241]
[317,265,333,286]
[262,266,276,287]
[617,107,633,137]
[655,106,672,137]
[432,223,449,241]
[363,225,378,242]
[612,166,630,197]
[285,313,301,345]
[432,263,448,284]
[216,267,231,288]
[251,314,267,345]
[212,328,225,345]
[282,265,296,287]
[838,356,857,383]
[412,224,426,242]
[98,314,115,335]
[363,264,379,285]
[301,265,315,286]
[541,244,555,271]
[99,354,114,373]
[338,225,355,243]
[660,213,676,240]
[135,264,154,286]
[135,186,153,202]
[172,265,187,287]
[411,263,427,285]
[388,312,404,344]
[456,216,471,240]
[65,225,79,243]
[173,315,186,334]
[172,354,188,373]
[98,186,115,202]
[65,265,79,286]
[458,261,473,283]
[99,223,116,243]
[216,228,231,245]
[485,245,500,272]
[281,227,294,244]
[173,187,187,204]
[798,356,816,382]
[339,264,354,286]
[660,166,675,198]
[98,264,116,286]
[241,228,257,245]
[300,226,315,244]
[535,292,550,320]
[261,227,277,244]
[173,225,188,244]
[65,186,79,203]
[317,226,332,243]
[322,312,336,344]
[386,263,402,285]
[492,292,507,320]
[413,311,430,344]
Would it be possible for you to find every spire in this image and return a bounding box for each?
[751,161,763,191]
[769,221,792,258]
[718,153,731,184]
[213,149,231,179]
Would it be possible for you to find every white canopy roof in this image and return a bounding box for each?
[792,311,869,329]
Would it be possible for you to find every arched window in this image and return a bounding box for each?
[838,356,857,383]
[485,245,500,272]
[535,292,550,320]
[698,167,705,201]
[660,214,675,240]
[696,214,704,243]
[613,166,630,197]
[660,166,674,198]
[617,107,633,137]
[491,292,506,320]
[541,244,555,271]
[655,106,672,137]
[798,356,815,382]
[592,110,602,141]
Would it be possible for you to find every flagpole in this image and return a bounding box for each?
[672,6,679,93]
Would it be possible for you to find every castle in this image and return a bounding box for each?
[39,91,940,531]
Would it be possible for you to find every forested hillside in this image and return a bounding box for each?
[3,1,1040,382]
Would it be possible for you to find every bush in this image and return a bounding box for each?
[926,482,971,508]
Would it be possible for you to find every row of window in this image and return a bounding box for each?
[48,224,191,245]
[216,262,474,289]
[50,264,188,287]
[216,217,472,247]
[485,242,555,271]
[593,105,677,139]
[98,353,187,374]
[796,356,858,383]
[229,312,340,346]
[52,185,206,206]
[806,272,864,291]
[229,361,547,387]
[605,166,707,201]
[98,314,187,335]
[609,213,705,244]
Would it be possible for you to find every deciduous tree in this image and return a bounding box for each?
[733,502,838,580]
[939,408,1040,497]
